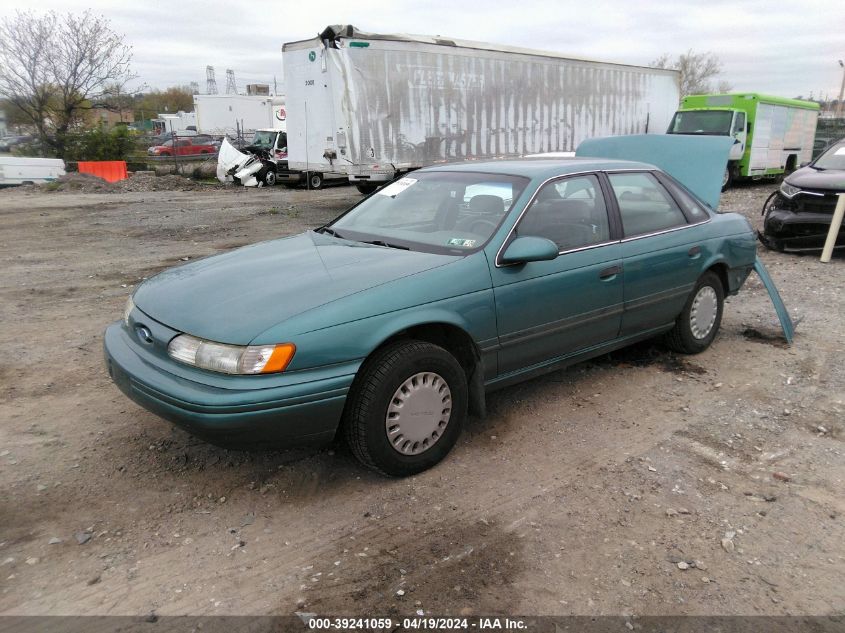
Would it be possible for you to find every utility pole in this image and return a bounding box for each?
[837,60,845,118]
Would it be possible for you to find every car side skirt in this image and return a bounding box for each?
[484,324,674,392]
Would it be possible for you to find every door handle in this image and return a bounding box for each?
[599,265,622,280]
[688,246,701,257]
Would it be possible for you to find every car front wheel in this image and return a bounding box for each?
[344,340,467,476]
[665,271,724,354]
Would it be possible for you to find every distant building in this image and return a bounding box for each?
[246,84,270,96]
[89,105,135,128]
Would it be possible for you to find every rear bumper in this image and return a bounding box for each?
[103,323,351,448]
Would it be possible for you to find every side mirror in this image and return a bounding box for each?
[799,162,809,168]
[500,236,559,265]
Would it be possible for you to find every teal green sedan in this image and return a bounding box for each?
[104,146,756,476]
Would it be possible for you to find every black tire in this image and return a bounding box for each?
[721,165,733,191]
[356,182,379,195]
[307,172,324,189]
[264,170,277,186]
[343,340,467,477]
[665,271,725,354]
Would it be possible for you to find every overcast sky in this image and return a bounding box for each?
[1,0,843,100]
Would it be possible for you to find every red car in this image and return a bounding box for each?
[148,138,216,157]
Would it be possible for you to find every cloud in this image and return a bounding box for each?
[0,0,842,98]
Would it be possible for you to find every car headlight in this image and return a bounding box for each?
[779,182,801,198]
[167,334,295,375]
[124,296,135,325]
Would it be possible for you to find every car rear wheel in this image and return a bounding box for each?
[665,271,724,354]
[343,340,467,476]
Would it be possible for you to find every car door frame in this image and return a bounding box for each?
[487,170,626,381]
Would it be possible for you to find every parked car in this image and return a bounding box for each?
[147,138,216,157]
[760,138,845,252]
[105,152,757,476]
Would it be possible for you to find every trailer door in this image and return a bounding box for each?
[284,43,337,173]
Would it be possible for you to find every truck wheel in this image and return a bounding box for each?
[665,271,724,354]
[264,171,277,186]
[307,172,324,190]
[721,165,733,191]
[343,340,467,477]
[356,183,379,195]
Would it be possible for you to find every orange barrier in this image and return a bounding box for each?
[77,161,128,183]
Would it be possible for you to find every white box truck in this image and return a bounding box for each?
[193,95,286,136]
[283,25,680,193]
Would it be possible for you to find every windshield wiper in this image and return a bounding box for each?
[317,226,344,238]
[362,239,409,250]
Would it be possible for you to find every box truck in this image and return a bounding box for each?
[193,95,286,136]
[282,25,680,193]
[667,93,819,189]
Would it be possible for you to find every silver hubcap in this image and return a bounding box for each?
[690,285,718,339]
[722,168,729,187]
[385,372,452,456]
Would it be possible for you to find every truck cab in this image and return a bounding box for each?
[247,128,287,160]
[667,94,818,190]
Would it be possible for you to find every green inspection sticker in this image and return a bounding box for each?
[308,51,316,62]
[447,238,476,247]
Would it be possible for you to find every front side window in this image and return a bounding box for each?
[732,112,746,135]
[516,174,610,251]
[330,171,529,254]
[608,172,688,237]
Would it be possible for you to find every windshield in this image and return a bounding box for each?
[813,142,845,170]
[668,110,733,136]
[251,131,277,148]
[329,171,530,254]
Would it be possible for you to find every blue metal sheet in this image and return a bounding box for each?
[575,134,734,210]
[753,257,795,344]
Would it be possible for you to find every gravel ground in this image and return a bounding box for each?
[0,178,842,618]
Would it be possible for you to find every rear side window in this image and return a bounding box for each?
[659,176,710,223]
[608,172,688,237]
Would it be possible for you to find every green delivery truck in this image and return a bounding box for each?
[667,93,819,189]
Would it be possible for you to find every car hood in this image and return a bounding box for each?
[133,231,459,345]
[786,167,845,191]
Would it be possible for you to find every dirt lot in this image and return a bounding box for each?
[0,177,843,618]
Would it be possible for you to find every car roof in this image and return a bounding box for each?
[417,157,657,180]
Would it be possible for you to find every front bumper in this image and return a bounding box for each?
[760,205,845,252]
[103,322,352,448]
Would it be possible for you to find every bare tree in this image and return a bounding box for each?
[0,10,134,157]
[652,50,732,98]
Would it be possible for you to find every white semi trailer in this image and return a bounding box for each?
[283,25,680,193]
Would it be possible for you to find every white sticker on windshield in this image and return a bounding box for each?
[835,147,845,155]
[377,177,418,197]
[447,238,476,247]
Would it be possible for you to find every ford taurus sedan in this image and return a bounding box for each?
[104,155,757,476]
